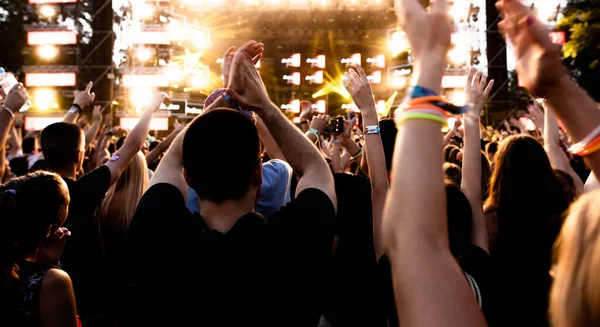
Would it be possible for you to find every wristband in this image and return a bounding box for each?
[568,125,600,154]
[222,94,241,111]
[307,130,319,143]
[309,128,321,137]
[365,125,380,135]
[333,139,340,144]
[70,103,82,114]
[3,105,14,118]
[301,120,309,125]
[409,85,439,99]
[351,148,363,160]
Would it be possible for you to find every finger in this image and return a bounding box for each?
[236,40,258,59]
[85,81,93,93]
[349,63,368,81]
[522,15,555,49]
[91,92,96,101]
[349,69,361,84]
[342,79,352,91]
[466,67,476,89]
[223,46,236,60]
[396,0,425,21]
[432,0,449,13]
[483,79,495,97]
[479,74,488,93]
[502,0,532,17]
[252,53,263,65]
[344,72,357,87]
[472,70,483,89]
[225,89,245,105]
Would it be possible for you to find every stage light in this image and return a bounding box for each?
[37,45,58,60]
[282,54,301,68]
[448,49,468,66]
[341,53,361,66]
[136,48,153,62]
[32,89,56,111]
[306,71,324,84]
[367,55,385,68]
[283,73,301,86]
[129,88,154,107]
[40,5,56,17]
[313,100,326,113]
[367,70,382,84]
[449,91,466,106]
[307,55,326,69]
[135,3,155,20]
[442,75,468,89]
[189,74,208,88]
[391,75,408,89]
[390,31,409,56]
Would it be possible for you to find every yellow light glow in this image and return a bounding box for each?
[37,45,58,60]
[135,3,155,19]
[189,75,208,88]
[40,5,56,18]
[450,91,467,106]
[129,88,153,107]
[392,76,408,89]
[136,48,153,62]
[32,89,56,111]
[390,31,410,56]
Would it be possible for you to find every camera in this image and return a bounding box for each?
[326,117,345,134]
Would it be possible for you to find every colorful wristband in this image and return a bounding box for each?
[351,148,363,160]
[365,125,380,135]
[396,111,448,127]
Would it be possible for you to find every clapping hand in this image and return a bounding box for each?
[342,64,377,118]
[92,105,106,122]
[73,81,96,109]
[496,0,566,98]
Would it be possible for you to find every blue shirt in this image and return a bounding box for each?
[186,159,293,217]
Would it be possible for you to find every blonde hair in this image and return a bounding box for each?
[551,189,600,327]
[100,151,149,231]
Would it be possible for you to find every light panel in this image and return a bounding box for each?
[120,117,169,131]
[27,31,77,45]
[25,72,76,87]
[24,117,63,131]
[29,0,77,3]
[442,75,468,89]
[122,74,170,88]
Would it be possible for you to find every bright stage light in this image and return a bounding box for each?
[391,76,408,89]
[40,5,56,17]
[135,3,155,19]
[136,48,153,62]
[189,75,208,88]
[129,88,154,107]
[32,89,56,111]
[390,31,409,56]
[448,48,468,65]
[37,45,58,60]
[449,91,466,106]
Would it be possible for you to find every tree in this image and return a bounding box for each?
[557,0,600,101]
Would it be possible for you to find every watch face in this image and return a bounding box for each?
[69,108,78,113]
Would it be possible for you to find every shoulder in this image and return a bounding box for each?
[267,188,335,226]
[139,183,186,206]
[42,268,72,290]
[263,159,292,174]
[74,165,111,189]
[129,183,190,233]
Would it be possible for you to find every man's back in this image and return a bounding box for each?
[124,183,335,326]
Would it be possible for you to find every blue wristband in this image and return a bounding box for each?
[409,85,470,115]
[409,86,439,99]
[309,128,321,136]
[222,94,241,111]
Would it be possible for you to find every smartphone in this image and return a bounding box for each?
[327,117,344,134]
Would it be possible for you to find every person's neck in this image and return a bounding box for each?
[53,165,78,180]
[199,194,255,233]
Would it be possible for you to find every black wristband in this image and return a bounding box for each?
[70,103,82,114]
[301,120,309,125]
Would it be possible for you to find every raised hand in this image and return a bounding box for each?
[222,46,236,88]
[496,0,566,98]
[173,119,186,133]
[146,92,169,113]
[342,64,377,118]
[465,67,494,117]
[299,100,314,120]
[73,81,96,109]
[3,83,29,113]
[225,41,269,112]
[37,227,71,265]
[310,114,329,135]
[92,105,105,122]
[340,115,358,142]
[104,111,113,127]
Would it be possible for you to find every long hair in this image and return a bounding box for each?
[551,190,600,327]
[485,135,570,324]
[0,172,69,321]
[100,151,149,232]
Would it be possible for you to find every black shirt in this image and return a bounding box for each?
[124,183,335,326]
[60,165,112,320]
[377,245,492,326]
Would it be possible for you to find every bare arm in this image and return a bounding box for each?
[8,125,22,158]
[0,85,28,180]
[104,93,166,186]
[85,105,104,146]
[39,269,78,327]
[462,67,493,253]
[145,123,186,165]
[340,148,351,171]
[63,82,95,124]
[331,139,343,174]
[256,117,286,161]
[343,63,389,259]
[544,106,583,195]
[383,0,486,326]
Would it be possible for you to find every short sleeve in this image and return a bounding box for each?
[256,159,293,216]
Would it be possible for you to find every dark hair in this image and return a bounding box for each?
[379,118,397,172]
[182,109,261,204]
[485,135,569,323]
[149,140,160,152]
[22,137,38,154]
[481,151,492,201]
[9,157,28,177]
[443,162,462,186]
[40,122,84,171]
[0,172,69,316]
[485,141,499,160]
[446,183,473,259]
[554,169,577,204]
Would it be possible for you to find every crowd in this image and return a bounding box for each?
[1,0,600,326]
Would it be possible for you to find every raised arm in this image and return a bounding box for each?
[256,117,286,161]
[63,82,95,124]
[85,105,104,146]
[343,63,389,259]
[331,138,343,174]
[498,0,600,176]
[382,0,486,326]
[145,121,186,165]
[8,124,22,158]
[0,84,28,180]
[462,67,494,252]
[226,41,336,210]
[544,105,583,195]
[104,93,167,186]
